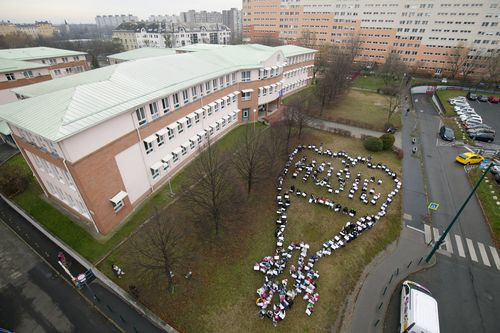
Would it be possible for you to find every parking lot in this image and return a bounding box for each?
[466,98,500,144]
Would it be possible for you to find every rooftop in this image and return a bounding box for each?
[1,44,309,142]
[0,58,48,74]
[108,48,177,61]
[275,45,318,58]
[0,47,87,61]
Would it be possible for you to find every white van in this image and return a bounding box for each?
[400,280,440,333]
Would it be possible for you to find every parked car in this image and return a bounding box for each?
[488,96,499,103]
[466,124,493,131]
[451,100,469,107]
[455,152,484,165]
[400,281,440,333]
[439,126,455,141]
[477,95,488,102]
[466,92,478,101]
[468,127,495,135]
[472,132,495,143]
[490,164,500,175]
[464,120,483,128]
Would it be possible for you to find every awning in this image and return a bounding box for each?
[150,162,162,170]
[190,135,198,143]
[143,135,156,144]
[197,130,206,137]
[233,91,240,95]
[177,117,187,124]
[181,141,190,148]
[209,123,217,129]
[161,156,171,163]
[156,128,168,136]
[225,115,231,121]
[110,191,127,205]
[195,109,204,115]
[167,124,177,131]
[242,89,254,93]
[172,147,182,155]
[272,66,278,70]
[259,87,263,91]
[186,113,195,120]
[233,109,241,114]
[228,93,235,98]
[215,99,223,104]
[208,102,216,107]
[216,120,222,125]
[201,106,209,111]
[264,67,271,71]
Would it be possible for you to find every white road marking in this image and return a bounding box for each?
[464,146,474,153]
[489,246,500,270]
[407,225,425,234]
[455,235,466,258]
[403,213,413,221]
[466,238,478,262]
[424,224,432,244]
[432,227,440,243]
[444,233,453,254]
[477,243,491,267]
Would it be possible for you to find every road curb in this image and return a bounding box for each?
[0,193,177,333]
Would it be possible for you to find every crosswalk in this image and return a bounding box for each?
[424,224,500,270]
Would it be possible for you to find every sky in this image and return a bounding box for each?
[0,0,241,24]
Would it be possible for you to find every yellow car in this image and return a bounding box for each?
[455,152,484,165]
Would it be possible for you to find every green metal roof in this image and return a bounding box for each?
[0,45,286,142]
[108,48,177,61]
[275,45,318,57]
[175,44,228,52]
[0,58,48,73]
[0,47,87,61]
[0,120,11,136]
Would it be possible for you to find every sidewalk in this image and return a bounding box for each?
[0,196,174,333]
[308,117,403,149]
[340,83,431,332]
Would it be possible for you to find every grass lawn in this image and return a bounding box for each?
[352,75,398,91]
[321,90,401,131]
[101,128,402,332]
[0,124,258,263]
[468,169,500,247]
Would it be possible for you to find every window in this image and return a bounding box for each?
[205,81,211,93]
[49,58,56,64]
[214,103,219,113]
[167,127,175,140]
[207,106,212,116]
[112,199,124,213]
[190,140,195,149]
[162,97,170,113]
[150,102,159,120]
[73,56,79,61]
[226,74,230,86]
[173,93,180,108]
[157,134,165,147]
[199,84,204,96]
[177,123,184,133]
[232,95,236,103]
[23,71,33,78]
[194,113,200,123]
[187,117,192,128]
[222,119,226,128]
[192,86,198,100]
[227,97,231,106]
[219,77,224,88]
[136,107,147,126]
[181,146,187,155]
[172,152,179,162]
[197,135,202,144]
[150,167,160,180]
[54,69,61,75]
[144,140,153,154]
[5,73,15,81]
[182,89,189,104]
[242,91,252,101]
[221,100,225,109]
[212,79,218,91]
[61,57,68,63]
[231,73,236,83]
[65,67,73,74]
[216,123,220,131]
[242,71,251,82]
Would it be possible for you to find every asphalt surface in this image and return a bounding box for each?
[0,221,120,333]
[465,98,500,145]
[384,94,500,332]
[0,197,168,333]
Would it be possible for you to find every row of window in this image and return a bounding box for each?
[149,112,239,181]
[16,127,59,156]
[41,55,80,65]
[142,94,239,155]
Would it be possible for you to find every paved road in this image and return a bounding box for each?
[0,197,169,333]
[384,94,500,332]
[0,143,17,164]
[0,221,120,333]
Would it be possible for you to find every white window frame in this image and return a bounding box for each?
[136,107,147,126]
[167,127,175,140]
[144,141,153,154]
[150,102,159,120]
[150,167,160,180]
[162,97,170,113]
[157,134,165,147]
[194,113,200,123]
[241,71,251,82]
[112,200,124,213]
[182,89,189,104]
[242,91,252,101]
[205,81,211,93]
[173,93,180,108]
[5,73,15,81]
[192,86,198,100]
[212,79,218,91]
[177,123,184,134]
[172,153,179,163]
[186,117,193,128]
[23,70,33,78]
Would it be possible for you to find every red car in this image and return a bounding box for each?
[488,96,499,103]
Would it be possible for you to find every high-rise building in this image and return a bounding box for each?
[95,14,138,29]
[242,0,500,78]
[180,10,223,24]
[223,8,242,39]
[0,44,315,234]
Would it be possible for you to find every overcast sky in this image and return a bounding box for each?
[0,0,241,24]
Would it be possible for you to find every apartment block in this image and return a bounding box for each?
[0,21,58,38]
[0,44,315,235]
[223,8,243,37]
[242,0,500,77]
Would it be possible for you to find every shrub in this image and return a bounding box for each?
[380,133,396,150]
[363,136,383,152]
[0,165,30,197]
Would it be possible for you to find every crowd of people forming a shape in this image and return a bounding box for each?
[254,144,401,325]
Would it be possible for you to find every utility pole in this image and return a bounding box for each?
[426,163,493,263]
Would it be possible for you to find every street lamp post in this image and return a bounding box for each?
[425,162,493,263]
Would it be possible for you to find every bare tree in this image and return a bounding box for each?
[232,126,267,195]
[484,51,500,85]
[313,45,331,82]
[282,106,296,152]
[385,91,401,126]
[446,44,469,80]
[288,95,311,138]
[299,30,317,49]
[131,210,185,293]
[378,52,407,90]
[262,125,287,177]
[460,52,486,82]
[182,139,234,235]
